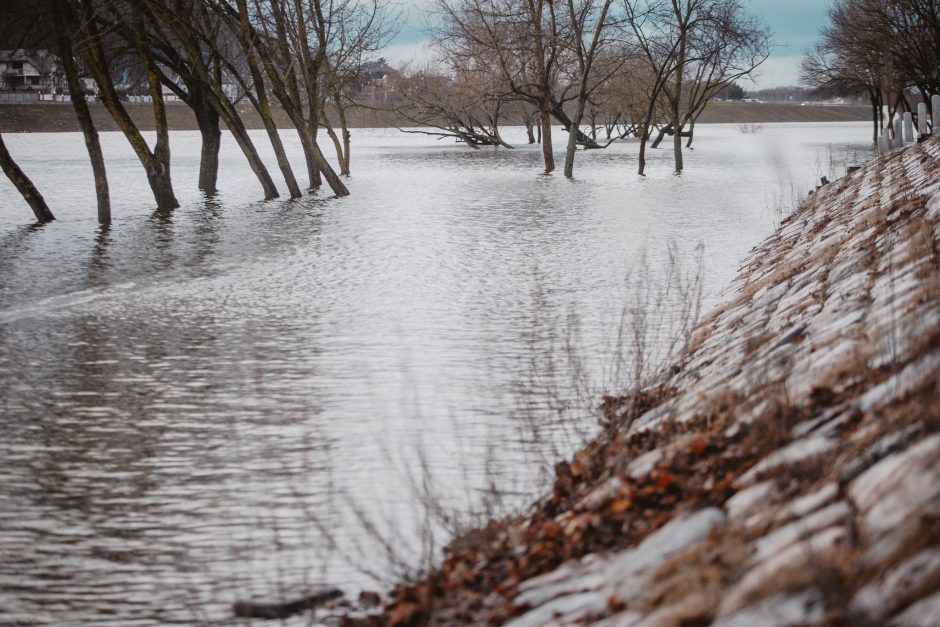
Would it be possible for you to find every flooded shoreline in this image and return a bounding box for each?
[0,124,872,625]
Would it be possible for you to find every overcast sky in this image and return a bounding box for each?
[381,0,833,90]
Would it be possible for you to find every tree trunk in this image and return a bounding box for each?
[233,5,300,198]
[540,107,555,173]
[54,4,109,222]
[651,125,670,148]
[564,97,586,178]
[322,119,346,175]
[672,13,687,173]
[638,127,648,176]
[296,127,348,196]
[549,101,601,148]
[685,122,695,148]
[259,112,302,198]
[74,0,179,211]
[308,139,349,197]
[298,131,321,189]
[673,119,684,172]
[247,74,299,198]
[0,134,54,222]
[194,102,221,194]
[133,5,179,211]
[525,117,536,144]
[321,98,352,177]
[218,110,280,199]
[336,96,352,176]
[869,91,880,144]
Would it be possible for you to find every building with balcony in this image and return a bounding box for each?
[0,50,57,92]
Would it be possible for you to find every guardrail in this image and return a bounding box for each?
[878,94,939,153]
[0,91,41,103]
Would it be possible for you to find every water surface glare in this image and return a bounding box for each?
[0,124,870,625]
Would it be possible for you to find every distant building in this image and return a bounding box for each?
[0,49,57,92]
[0,49,97,97]
[351,58,399,104]
[359,58,395,82]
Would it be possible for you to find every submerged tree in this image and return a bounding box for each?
[626,0,768,174]
[53,1,111,221]
[0,134,55,222]
[317,0,399,176]
[435,0,568,173]
[395,64,516,148]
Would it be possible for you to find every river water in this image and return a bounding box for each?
[0,124,870,625]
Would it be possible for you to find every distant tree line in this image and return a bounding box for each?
[0,0,396,223]
[395,0,770,176]
[1,0,770,224]
[801,0,940,143]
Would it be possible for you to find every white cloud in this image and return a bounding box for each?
[747,55,803,89]
[380,41,436,69]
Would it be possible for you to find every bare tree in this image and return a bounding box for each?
[435,0,567,172]
[62,0,179,211]
[560,0,620,177]
[318,0,399,175]
[240,0,350,196]
[395,64,515,148]
[654,1,770,153]
[2,0,106,220]
[803,0,940,141]
[626,0,767,174]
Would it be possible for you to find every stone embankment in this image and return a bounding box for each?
[353,136,940,625]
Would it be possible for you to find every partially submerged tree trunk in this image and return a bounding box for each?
[0,134,54,223]
[193,95,221,194]
[550,101,602,148]
[321,88,352,176]
[132,4,179,210]
[53,3,109,222]
[540,107,555,173]
[564,98,586,177]
[73,0,180,211]
[868,89,881,144]
[671,22,687,174]
[232,4,301,197]
[240,0,347,196]
[651,124,671,148]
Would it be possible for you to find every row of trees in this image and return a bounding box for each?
[396,0,770,175]
[801,0,940,143]
[1,0,395,223]
[1,0,770,224]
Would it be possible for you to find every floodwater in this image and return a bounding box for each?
[0,123,871,625]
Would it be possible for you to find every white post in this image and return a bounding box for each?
[878,134,888,154]
[894,117,903,145]
[903,112,914,143]
[918,103,929,135]
[933,94,940,132]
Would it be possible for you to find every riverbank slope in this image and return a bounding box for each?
[0,101,870,133]
[354,137,940,625]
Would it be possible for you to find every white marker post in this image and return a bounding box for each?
[903,112,914,143]
[933,94,940,132]
[918,103,929,135]
[878,134,888,154]
[894,117,904,146]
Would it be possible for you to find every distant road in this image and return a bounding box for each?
[0,101,871,133]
